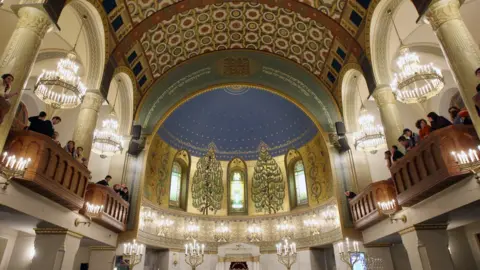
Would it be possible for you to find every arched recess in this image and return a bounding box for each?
[227,157,248,215]
[285,149,308,210]
[67,0,106,90]
[169,150,191,211]
[341,69,371,133]
[106,70,135,135]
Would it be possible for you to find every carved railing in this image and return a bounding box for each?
[390,125,479,206]
[349,180,397,229]
[80,183,129,232]
[5,131,90,210]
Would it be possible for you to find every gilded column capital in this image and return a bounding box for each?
[17,6,52,38]
[425,0,461,31]
[80,90,104,112]
[372,85,396,107]
[33,228,84,239]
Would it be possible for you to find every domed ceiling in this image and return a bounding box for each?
[157,85,318,160]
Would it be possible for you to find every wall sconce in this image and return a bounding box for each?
[0,152,31,190]
[172,252,178,267]
[74,217,91,227]
[246,220,262,242]
[452,147,480,183]
[140,207,156,230]
[377,199,406,223]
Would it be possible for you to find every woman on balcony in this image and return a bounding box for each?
[0,74,18,124]
[64,141,77,158]
[415,119,431,139]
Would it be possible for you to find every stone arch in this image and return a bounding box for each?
[67,0,106,89]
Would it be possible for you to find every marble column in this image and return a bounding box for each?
[88,246,116,270]
[73,90,103,162]
[425,0,480,135]
[31,228,82,270]
[400,225,454,270]
[372,85,404,148]
[0,6,52,151]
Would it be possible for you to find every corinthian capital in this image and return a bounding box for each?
[372,85,397,106]
[17,7,52,37]
[425,0,461,31]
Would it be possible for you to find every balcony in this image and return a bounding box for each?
[4,131,90,210]
[390,125,479,206]
[80,183,129,232]
[349,180,397,229]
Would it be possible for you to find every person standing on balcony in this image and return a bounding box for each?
[427,112,452,131]
[96,175,112,186]
[0,74,18,125]
[415,119,431,139]
[64,141,77,158]
[398,136,412,152]
[402,128,420,148]
[28,111,47,134]
[45,116,62,138]
[391,145,404,162]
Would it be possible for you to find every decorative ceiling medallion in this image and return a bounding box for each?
[224,85,249,95]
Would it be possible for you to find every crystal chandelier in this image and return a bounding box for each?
[388,10,445,104]
[184,218,200,240]
[353,76,387,154]
[156,214,174,237]
[92,87,123,158]
[320,205,340,232]
[246,220,262,242]
[276,216,295,240]
[33,15,88,110]
[214,221,231,242]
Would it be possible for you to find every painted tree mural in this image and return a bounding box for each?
[191,143,223,215]
[252,143,285,214]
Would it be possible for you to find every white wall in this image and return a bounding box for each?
[73,247,89,270]
[390,244,411,270]
[0,228,18,270]
[365,247,394,270]
[448,226,476,270]
[464,221,480,269]
[7,233,35,270]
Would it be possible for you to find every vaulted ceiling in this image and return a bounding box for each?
[99,0,373,120]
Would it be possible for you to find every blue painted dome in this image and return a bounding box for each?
[157,85,318,160]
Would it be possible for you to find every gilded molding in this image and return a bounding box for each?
[79,90,103,112]
[425,0,461,31]
[34,228,84,239]
[89,246,116,251]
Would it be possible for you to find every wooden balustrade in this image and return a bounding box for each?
[390,125,479,206]
[349,180,397,229]
[80,183,129,232]
[5,131,91,210]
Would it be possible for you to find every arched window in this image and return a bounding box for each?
[169,161,182,205]
[286,149,308,209]
[293,160,308,205]
[169,150,190,210]
[228,158,248,215]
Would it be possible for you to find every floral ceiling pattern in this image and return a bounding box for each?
[126,0,346,25]
[140,2,333,79]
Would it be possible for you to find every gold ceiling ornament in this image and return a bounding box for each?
[352,76,387,154]
[252,142,285,214]
[388,9,445,104]
[33,15,88,110]
[91,83,124,159]
[191,142,223,215]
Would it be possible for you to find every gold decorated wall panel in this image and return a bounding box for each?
[143,133,333,215]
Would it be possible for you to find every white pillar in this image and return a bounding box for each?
[400,225,454,270]
[0,6,52,151]
[7,233,35,270]
[31,228,82,270]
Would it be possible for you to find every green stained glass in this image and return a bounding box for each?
[231,171,245,210]
[169,162,182,204]
[294,160,308,205]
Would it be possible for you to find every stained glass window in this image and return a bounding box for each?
[169,162,182,205]
[294,161,308,205]
[230,171,245,211]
